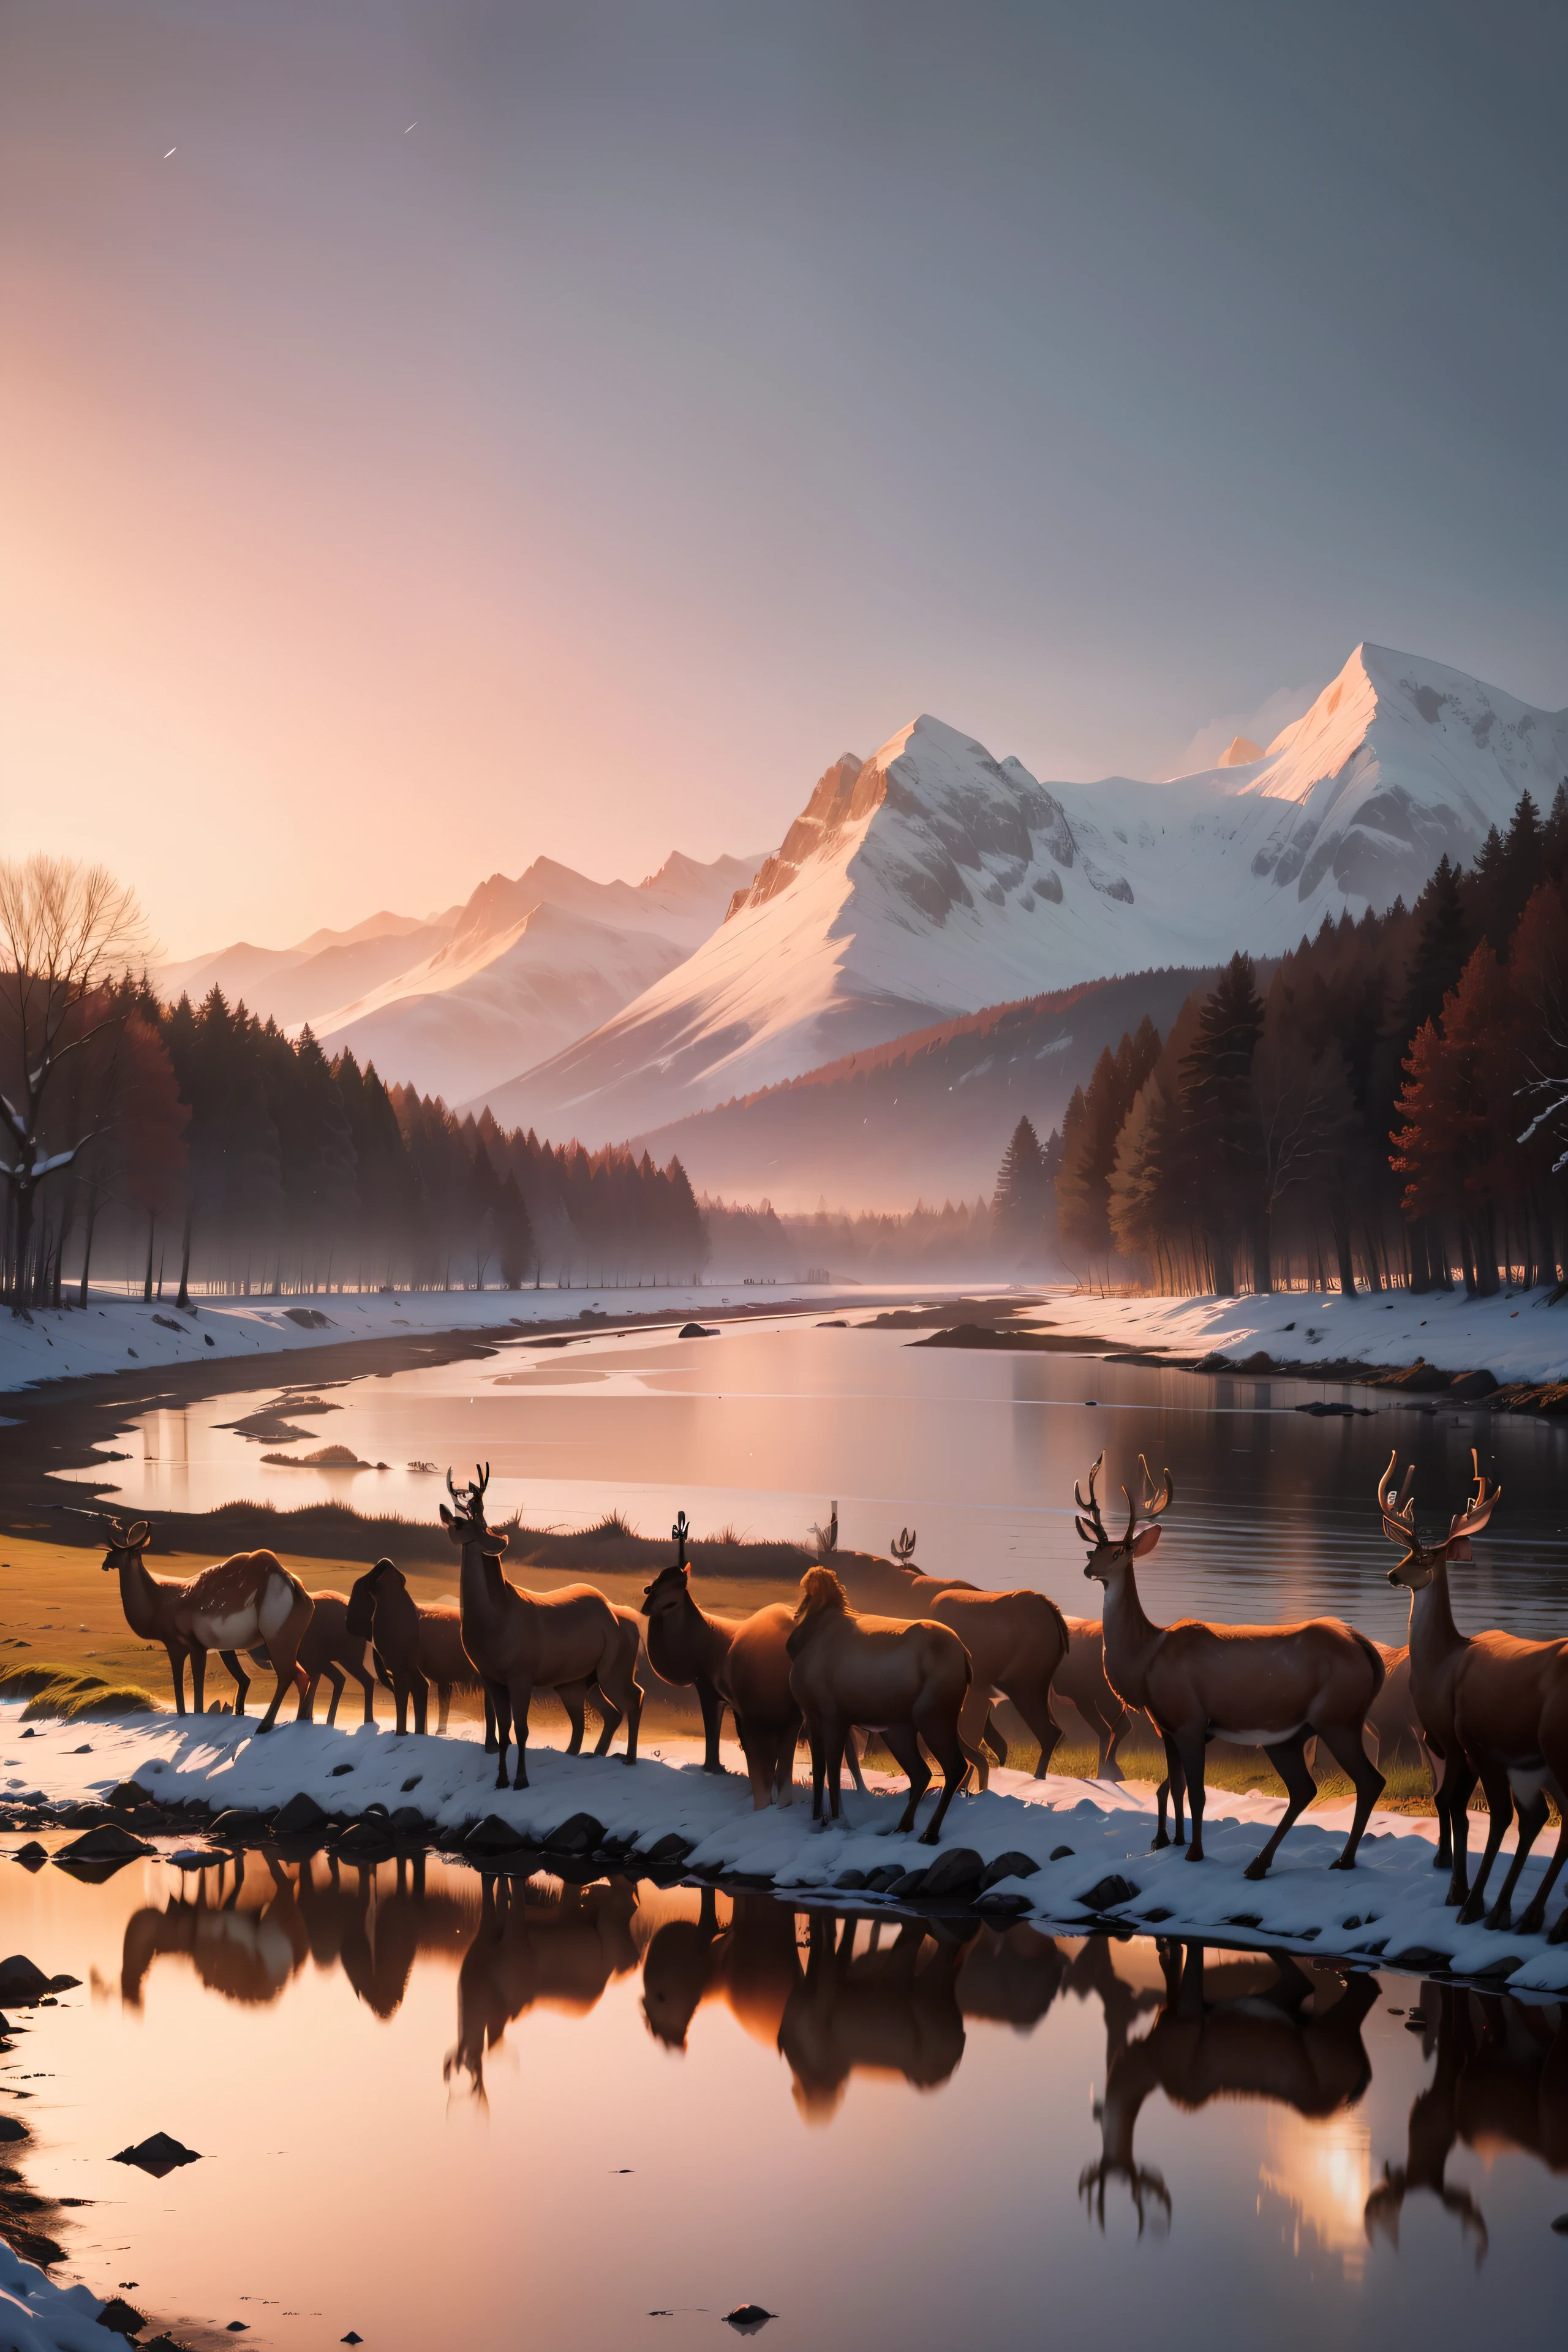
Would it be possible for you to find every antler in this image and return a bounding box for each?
[1448,1449,1500,1547]
[890,1526,917,1566]
[673,1509,690,1566]
[1376,1449,1499,1556]
[1074,1452,1108,1545]
[1376,1450,1418,1548]
[445,1466,463,1507]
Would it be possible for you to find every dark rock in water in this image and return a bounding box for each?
[96,2297,148,2337]
[1048,1844,1075,1862]
[390,1806,429,1834]
[0,2114,28,2142]
[112,2133,203,2177]
[58,1803,113,1830]
[1551,2214,1568,2235]
[1296,1400,1357,1418]
[641,1831,693,1866]
[918,1846,984,1898]
[335,1819,394,1860]
[974,1889,1031,1917]
[55,1823,154,1862]
[13,1843,47,1871]
[342,2335,364,2345]
[1389,1947,1452,1971]
[1079,1874,1138,1910]
[723,2306,775,2334]
[226,2325,249,2334]
[330,1763,354,1777]
[544,1812,605,1856]
[208,1810,272,1842]
[0,1955,78,2002]
[833,1869,868,1891]
[108,1782,157,1812]
[0,2012,10,2034]
[1470,1954,1522,1980]
[863,1865,904,1893]
[1225,1913,1264,1929]
[679,1321,719,1337]
[464,1815,529,1856]
[19,1729,36,1738]
[886,1867,929,1899]
[271,1793,330,1839]
[1449,1368,1498,1400]
[1140,1907,1174,1924]
[978,1850,1040,1891]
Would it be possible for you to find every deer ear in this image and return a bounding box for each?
[439,1504,454,1526]
[1131,1525,1163,1557]
[126,1522,149,1549]
[1444,1536,1472,1563]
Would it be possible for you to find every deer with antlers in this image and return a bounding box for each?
[1076,1453,1387,1877]
[94,1513,313,1729]
[442,1465,642,1790]
[878,1524,1069,1788]
[1378,1449,1568,1937]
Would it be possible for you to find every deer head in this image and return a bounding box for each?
[643,1513,693,1614]
[1075,1453,1173,1585]
[890,1527,917,1569]
[98,1515,152,1573]
[345,1556,399,1638]
[786,1564,848,1656]
[1376,1449,1499,1590]
[439,1464,508,1556]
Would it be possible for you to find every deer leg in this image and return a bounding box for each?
[621,1670,643,1766]
[1001,1683,1064,1781]
[696,1677,725,1773]
[557,1679,589,1756]
[957,1686,992,1792]
[1240,1733,1317,1879]
[483,1688,498,1753]
[322,1665,348,1728]
[435,1683,452,1734]
[1442,1755,1479,1904]
[1456,1762,1515,1925]
[391,1673,409,1736]
[508,1678,533,1789]
[1483,1788,1550,1930]
[588,1678,624,1757]
[220,1649,251,1716]
[883,1722,931,1836]
[190,1647,209,1714]
[1532,1815,1568,1941]
[410,1670,431,1736]
[164,1643,188,1715]
[487,1681,511,1787]
[984,1711,1009,1768]
[352,1659,376,1726]
[915,1718,968,1845]
[1175,1732,1209,1863]
[844,1727,872,1795]
[1153,1732,1183,1849]
[806,1722,827,1823]
[824,1716,847,1821]
[1316,1720,1387,1870]
[294,1671,318,1724]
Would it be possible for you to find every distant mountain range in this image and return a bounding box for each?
[157,851,760,1103]
[475,644,1568,1142]
[164,644,1567,1191]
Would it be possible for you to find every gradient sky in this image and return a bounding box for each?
[4,0,1564,959]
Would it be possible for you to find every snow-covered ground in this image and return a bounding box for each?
[1038,1281,1568,1387]
[6,1700,1564,1994]
[0,2244,134,2352]
[0,1281,855,1396]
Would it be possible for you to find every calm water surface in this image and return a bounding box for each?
[1,1848,1565,2351]
[68,1319,1568,1643]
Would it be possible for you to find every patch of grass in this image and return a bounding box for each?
[577,1508,637,1540]
[1,1656,157,1718]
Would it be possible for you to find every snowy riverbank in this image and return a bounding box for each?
[1037,1281,1568,1389]
[5,1700,1565,1995]
[0,2243,136,2352]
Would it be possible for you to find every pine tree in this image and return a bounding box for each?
[1399,854,1468,1042]
[1179,952,1265,1292]
[992,1115,1050,1264]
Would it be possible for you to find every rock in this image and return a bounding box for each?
[1236,1351,1275,1373]
[1389,1947,1451,1971]
[974,1890,1032,1917]
[978,1850,1040,1891]
[1078,1874,1139,1910]
[1384,1363,1452,1393]
[111,2133,203,2177]
[1551,2214,1568,2235]
[544,1812,606,1856]
[0,2115,28,2142]
[55,1823,154,1862]
[464,1815,530,1856]
[58,1804,113,1830]
[641,1832,693,1866]
[208,1810,272,1842]
[1470,1954,1522,1980]
[1048,1844,1075,1861]
[271,1793,330,1838]
[723,2307,774,2334]
[0,2013,10,2034]
[916,1846,984,1898]
[1450,1368,1498,1400]
[0,1955,78,2003]
[330,1762,354,1777]
[96,2297,148,2337]
[833,1869,868,1891]
[13,1842,47,1870]
[342,2336,364,2345]
[399,1775,422,1793]
[390,1806,429,1834]
[335,1819,394,1859]
[1193,1352,1232,1372]
[886,1868,929,1899]
[108,1782,157,1811]
[226,2326,249,2334]
[863,1866,904,1893]
[679,1322,719,1337]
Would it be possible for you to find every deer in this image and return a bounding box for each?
[1054,1618,1143,1781]
[1081,1941,1378,2234]
[641,1511,736,1773]
[1378,1448,1568,1936]
[1076,1452,1386,1877]
[777,1908,969,2120]
[440,1464,642,1789]
[95,1512,312,1729]
[785,1565,973,1844]
[445,1870,641,2098]
[883,1525,1080,1781]
[284,1592,378,1727]
[344,1558,498,1745]
[716,1599,805,1808]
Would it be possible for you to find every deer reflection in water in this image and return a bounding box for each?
[445,1871,641,2099]
[1366,1983,1568,2263]
[1080,1942,1380,2235]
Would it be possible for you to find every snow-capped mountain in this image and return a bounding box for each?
[157,850,761,1103]
[476,645,1568,1140]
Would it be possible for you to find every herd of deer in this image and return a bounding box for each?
[82,1441,1568,1937]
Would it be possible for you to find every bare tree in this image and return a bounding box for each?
[0,856,146,1309]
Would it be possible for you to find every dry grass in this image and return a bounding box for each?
[0,1654,157,1717]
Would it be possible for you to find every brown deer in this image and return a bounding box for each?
[1054,1617,1144,1780]
[641,1511,734,1771]
[777,1909,969,2120]
[1378,1449,1568,1936]
[288,1592,378,1727]
[345,1558,497,1744]
[716,1600,804,1808]
[99,1513,312,1729]
[1082,1941,1378,2233]
[445,1871,640,2097]
[785,1566,973,1844]
[1077,1453,1386,1876]
[441,1464,642,1789]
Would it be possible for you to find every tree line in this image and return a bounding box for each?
[1,861,709,1307]
[1025,780,1568,1297]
